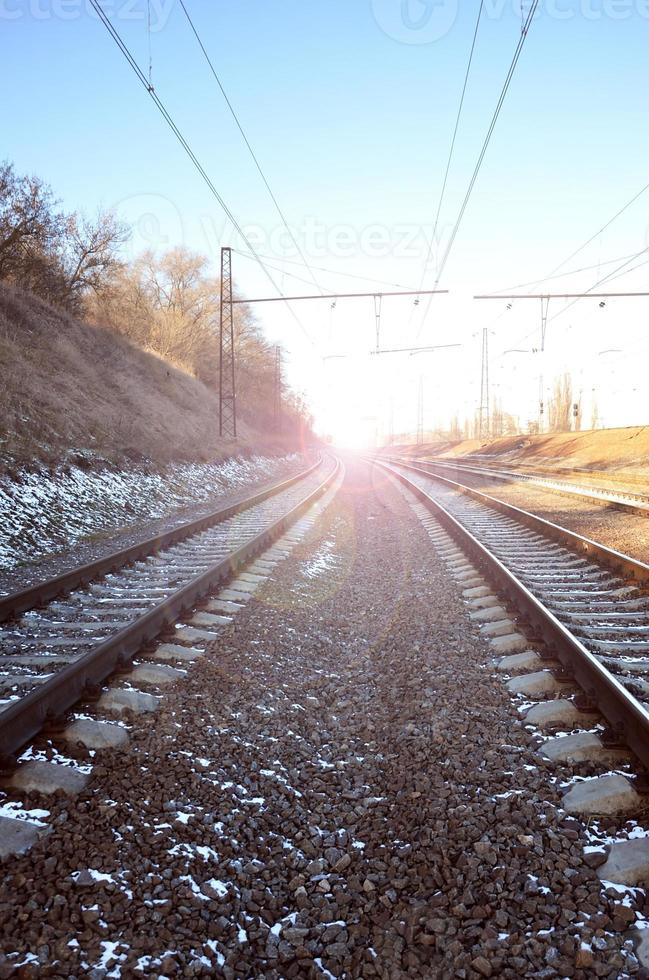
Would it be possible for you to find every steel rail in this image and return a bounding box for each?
[409,456,649,517]
[380,456,649,583]
[0,456,323,624]
[0,456,340,763]
[375,458,649,771]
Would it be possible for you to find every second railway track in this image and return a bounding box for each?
[376,455,649,776]
[0,453,340,771]
[394,455,649,518]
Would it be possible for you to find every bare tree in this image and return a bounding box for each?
[0,159,314,437]
[548,373,573,432]
[0,161,63,280]
[492,398,504,437]
[61,210,130,307]
[90,244,303,432]
[0,163,129,312]
[591,395,600,431]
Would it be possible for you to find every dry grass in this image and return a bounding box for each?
[0,284,285,472]
[392,427,649,484]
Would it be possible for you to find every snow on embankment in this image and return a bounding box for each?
[0,454,302,571]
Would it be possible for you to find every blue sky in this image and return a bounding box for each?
[3,1,649,441]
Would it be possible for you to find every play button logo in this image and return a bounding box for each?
[371,0,459,43]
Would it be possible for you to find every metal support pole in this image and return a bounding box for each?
[537,296,549,433]
[219,246,236,438]
[373,294,382,352]
[478,327,490,439]
[273,345,282,431]
[416,375,424,445]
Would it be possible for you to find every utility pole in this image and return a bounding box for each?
[373,294,382,351]
[219,246,236,438]
[273,345,282,431]
[416,375,424,445]
[537,296,549,433]
[478,327,490,439]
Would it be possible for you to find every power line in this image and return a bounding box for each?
[494,246,649,352]
[177,0,324,297]
[488,242,649,354]
[500,182,649,299]
[370,343,462,355]
[602,252,649,285]
[236,251,320,291]
[415,2,539,340]
[414,0,485,301]
[86,0,317,348]
[434,4,539,287]
[546,180,649,279]
[485,251,641,295]
[233,248,416,291]
[547,246,649,324]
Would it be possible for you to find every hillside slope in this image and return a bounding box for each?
[0,284,290,472]
[388,427,649,484]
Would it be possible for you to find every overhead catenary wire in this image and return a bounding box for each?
[415,0,540,340]
[547,245,649,324]
[485,250,643,295]
[177,0,324,297]
[434,1,539,287]
[542,180,649,285]
[146,0,153,89]
[233,248,417,291]
[496,181,649,301]
[86,0,318,348]
[413,0,485,303]
[494,245,649,355]
[236,251,322,291]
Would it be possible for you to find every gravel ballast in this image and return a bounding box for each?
[0,453,310,597]
[430,469,649,565]
[0,458,638,978]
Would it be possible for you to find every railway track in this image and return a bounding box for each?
[393,455,649,517]
[0,453,340,774]
[375,456,649,777]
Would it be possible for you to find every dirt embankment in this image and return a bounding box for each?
[0,284,303,474]
[387,428,649,486]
